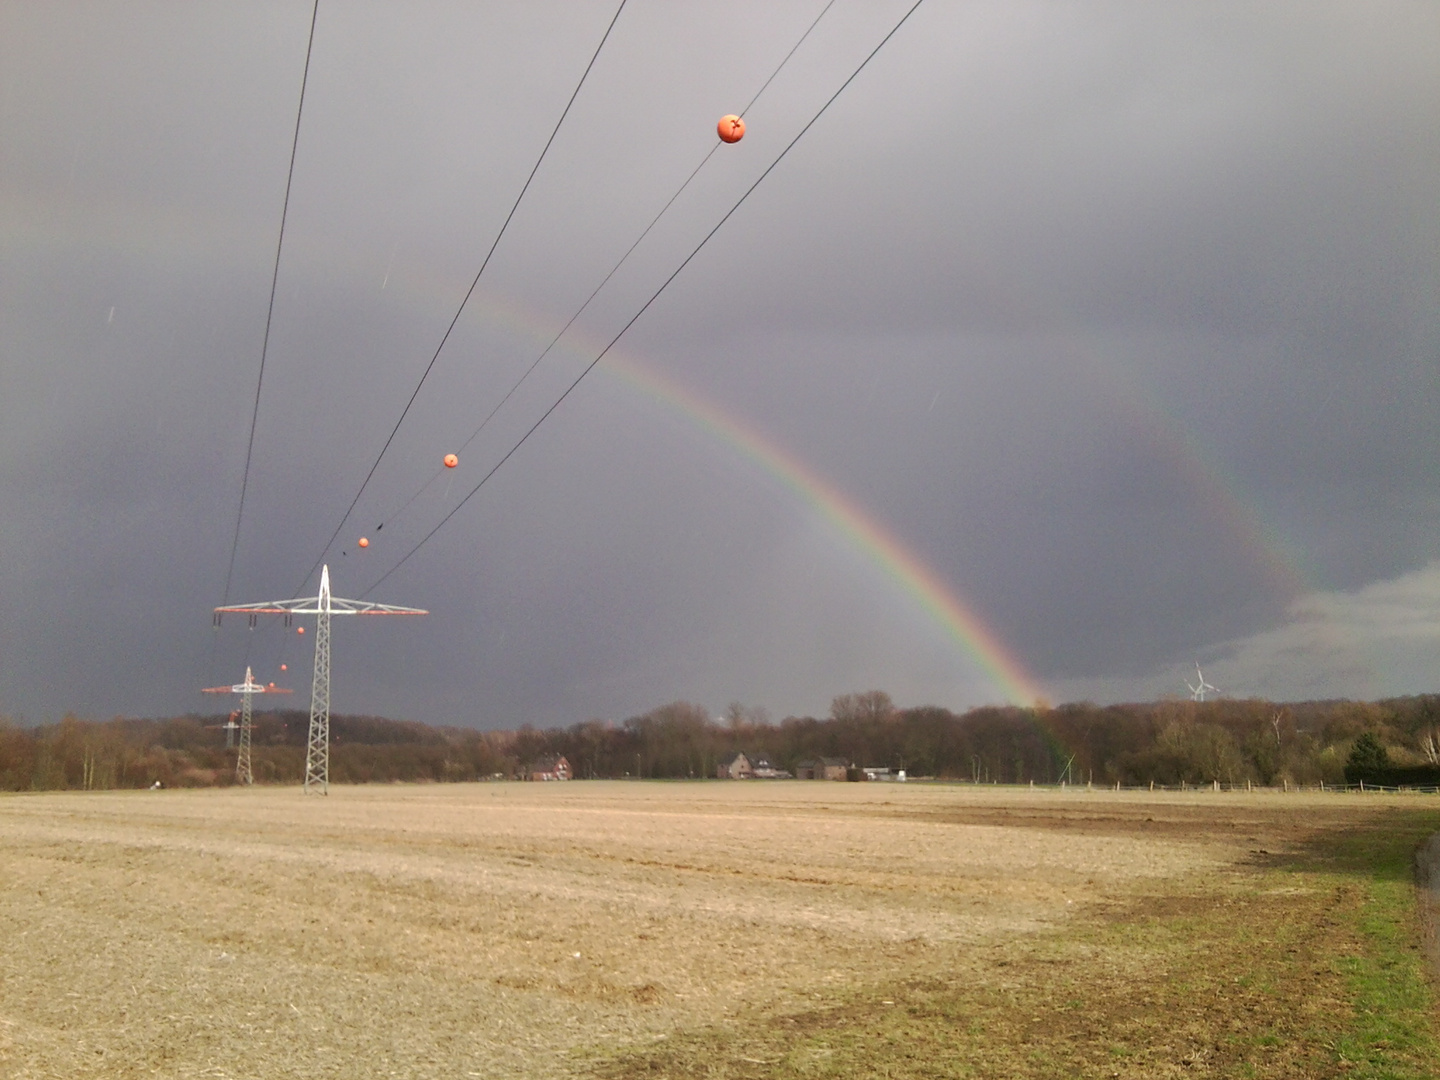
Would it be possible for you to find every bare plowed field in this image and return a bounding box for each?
[1,783,1434,1078]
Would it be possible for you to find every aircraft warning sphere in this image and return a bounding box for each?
[297,626,305,634]
[358,536,369,548]
[280,663,288,671]
[717,115,744,143]
[443,453,459,468]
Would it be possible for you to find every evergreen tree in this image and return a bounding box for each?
[1345,731,1390,782]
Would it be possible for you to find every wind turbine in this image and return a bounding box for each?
[1186,662,1219,702]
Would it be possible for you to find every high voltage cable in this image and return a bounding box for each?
[299,0,628,594]
[360,0,928,599]
[210,0,319,685]
[368,148,722,534]
[448,143,721,466]
[367,0,839,540]
[219,0,320,613]
[737,0,838,117]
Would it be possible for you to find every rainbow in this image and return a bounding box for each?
[597,352,1047,705]
[7,192,1051,703]
[15,189,1346,700]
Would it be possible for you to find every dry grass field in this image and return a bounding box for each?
[1,782,1437,1079]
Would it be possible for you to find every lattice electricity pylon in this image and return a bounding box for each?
[201,666,292,785]
[213,565,426,794]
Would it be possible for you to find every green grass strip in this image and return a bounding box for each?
[1320,809,1439,1078]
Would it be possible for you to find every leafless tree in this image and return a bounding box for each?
[831,691,897,726]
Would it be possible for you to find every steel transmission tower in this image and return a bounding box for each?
[202,666,292,784]
[214,565,426,793]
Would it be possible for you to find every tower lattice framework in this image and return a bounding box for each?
[237,688,255,785]
[304,568,332,793]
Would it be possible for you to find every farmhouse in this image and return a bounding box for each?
[717,752,752,779]
[818,757,850,780]
[528,755,571,781]
[795,757,850,780]
[750,753,792,780]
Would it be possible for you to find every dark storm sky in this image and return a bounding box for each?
[2,1,1437,726]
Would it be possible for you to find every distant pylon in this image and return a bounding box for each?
[214,566,426,794]
[238,699,252,783]
[201,665,292,785]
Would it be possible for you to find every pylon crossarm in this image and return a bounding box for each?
[212,599,325,618]
[201,685,294,694]
[214,598,427,616]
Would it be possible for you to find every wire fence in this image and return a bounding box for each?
[917,779,1440,795]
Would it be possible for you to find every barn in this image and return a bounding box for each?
[528,755,571,781]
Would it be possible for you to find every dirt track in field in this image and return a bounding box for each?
[0,782,1406,1078]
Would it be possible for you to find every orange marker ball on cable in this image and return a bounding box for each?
[443,453,458,468]
[296,626,305,635]
[358,537,369,548]
[717,114,744,143]
[280,663,288,671]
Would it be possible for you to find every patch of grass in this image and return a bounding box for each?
[589,807,1440,1079]
[1316,810,1440,1077]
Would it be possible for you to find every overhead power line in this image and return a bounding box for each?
[737,0,838,117]
[360,0,929,598]
[367,0,839,542]
[219,0,321,611]
[301,0,629,594]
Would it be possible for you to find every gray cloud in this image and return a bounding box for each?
[1053,562,1440,704]
[2,2,1437,725]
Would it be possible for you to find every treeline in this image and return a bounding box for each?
[3,690,1439,792]
[514,692,1440,787]
[0,711,512,791]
